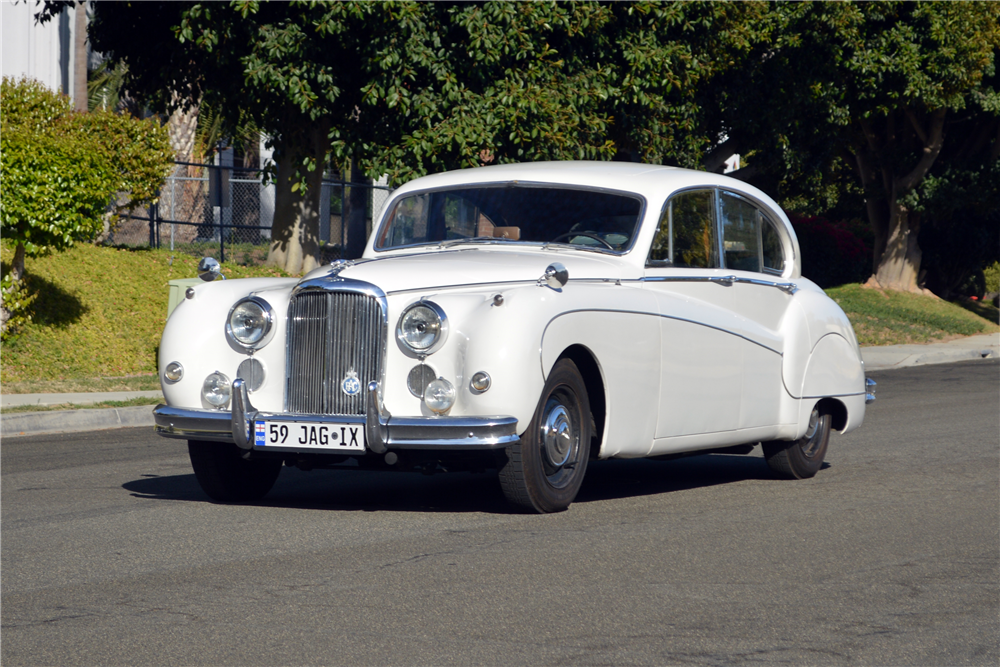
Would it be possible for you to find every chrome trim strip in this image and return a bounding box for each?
[538,308,783,379]
[641,275,798,294]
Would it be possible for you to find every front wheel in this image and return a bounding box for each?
[762,406,831,479]
[188,440,283,502]
[498,359,591,513]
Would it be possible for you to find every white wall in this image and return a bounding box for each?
[1,0,81,106]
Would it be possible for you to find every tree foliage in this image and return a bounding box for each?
[88,1,757,269]
[713,2,1000,294]
[0,76,172,338]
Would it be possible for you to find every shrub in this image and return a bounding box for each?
[790,215,871,288]
[0,76,173,339]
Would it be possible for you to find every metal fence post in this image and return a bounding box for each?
[148,202,156,248]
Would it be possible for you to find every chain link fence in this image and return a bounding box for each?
[109,162,394,266]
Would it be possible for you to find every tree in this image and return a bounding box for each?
[88,1,433,272]
[0,76,172,338]
[369,2,766,180]
[711,2,1000,293]
[88,1,760,270]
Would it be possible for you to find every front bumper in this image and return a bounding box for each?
[153,379,520,454]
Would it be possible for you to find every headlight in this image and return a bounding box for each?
[226,297,275,350]
[396,301,448,355]
[202,371,232,409]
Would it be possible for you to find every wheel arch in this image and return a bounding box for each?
[557,344,606,460]
[814,397,848,432]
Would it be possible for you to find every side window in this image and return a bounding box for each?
[648,190,718,268]
[760,214,785,274]
[720,191,760,272]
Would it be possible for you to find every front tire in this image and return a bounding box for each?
[188,440,282,502]
[498,359,591,513]
[762,406,831,479]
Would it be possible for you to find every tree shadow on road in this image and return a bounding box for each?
[123,451,805,513]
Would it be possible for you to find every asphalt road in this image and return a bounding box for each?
[3,359,998,666]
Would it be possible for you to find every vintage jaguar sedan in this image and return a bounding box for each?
[154,161,874,513]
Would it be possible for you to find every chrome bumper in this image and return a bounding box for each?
[865,377,877,404]
[153,379,520,453]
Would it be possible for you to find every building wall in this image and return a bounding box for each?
[2,1,80,106]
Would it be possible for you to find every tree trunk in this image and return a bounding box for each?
[856,109,945,294]
[344,155,371,260]
[73,1,88,112]
[1,243,27,336]
[266,124,331,275]
[869,201,925,293]
[168,98,200,164]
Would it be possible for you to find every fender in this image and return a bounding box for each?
[159,278,297,412]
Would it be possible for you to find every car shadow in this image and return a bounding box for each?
[576,454,798,504]
[123,452,809,513]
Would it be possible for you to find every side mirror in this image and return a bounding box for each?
[539,262,569,289]
[198,257,224,282]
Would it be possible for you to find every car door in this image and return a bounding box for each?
[643,189,744,440]
[717,191,792,429]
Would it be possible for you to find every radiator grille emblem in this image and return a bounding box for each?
[341,370,362,397]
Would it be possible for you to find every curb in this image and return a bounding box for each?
[1,404,156,437]
[0,390,163,408]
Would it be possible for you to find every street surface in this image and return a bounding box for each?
[2,360,998,665]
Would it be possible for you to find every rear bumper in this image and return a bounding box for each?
[153,379,519,453]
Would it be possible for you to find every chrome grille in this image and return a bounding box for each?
[285,290,384,415]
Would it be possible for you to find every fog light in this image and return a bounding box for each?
[164,361,184,383]
[202,371,232,409]
[424,378,456,414]
[470,371,491,393]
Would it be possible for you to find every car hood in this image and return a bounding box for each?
[299,248,631,295]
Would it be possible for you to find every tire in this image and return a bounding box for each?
[762,406,831,479]
[498,359,591,513]
[187,440,283,502]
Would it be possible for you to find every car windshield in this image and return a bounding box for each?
[376,184,643,252]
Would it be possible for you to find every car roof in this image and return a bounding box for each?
[389,161,779,210]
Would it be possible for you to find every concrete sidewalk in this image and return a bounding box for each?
[2,333,997,437]
[861,332,998,371]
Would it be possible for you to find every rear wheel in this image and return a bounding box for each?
[762,406,831,479]
[188,440,282,502]
[498,359,591,513]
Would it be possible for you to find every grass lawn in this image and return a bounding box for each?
[826,283,999,346]
[1,242,997,394]
[1,242,286,392]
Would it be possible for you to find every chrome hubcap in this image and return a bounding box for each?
[799,408,826,458]
[541,401,574,468]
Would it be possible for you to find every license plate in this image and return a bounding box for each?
[254,420,365,452]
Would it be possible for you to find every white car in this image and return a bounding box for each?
[154,161,874,513]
